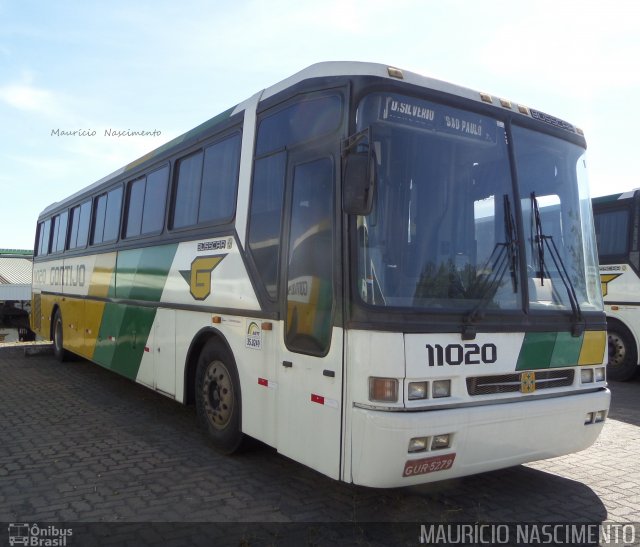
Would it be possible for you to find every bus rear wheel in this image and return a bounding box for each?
[607,322,638,381]
[52,310,69,362]
[195,339,244,454]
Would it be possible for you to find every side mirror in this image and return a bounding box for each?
[342,127,376,216]
[343,150,375,216]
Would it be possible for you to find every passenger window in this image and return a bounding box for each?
[92,186,122,244]
[125,177,146,238]
[172,133,240,229]
[125,166,169,238]
[172,152,203,229]
[37,219,51,256]
[199,134,241,224]
[51,211,68,253]
[76,201,91,248]
[141,166,168,234]
[285,158,334,354]
[594,208,630,257]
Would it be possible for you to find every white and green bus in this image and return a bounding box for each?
[31,62,609,487]
[593,189,640,381]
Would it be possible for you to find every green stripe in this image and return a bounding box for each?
[516,332,585,371]
[116,244,178,301]
[93,304,157,379]
[93,243,178,379]
[550,331,583,367]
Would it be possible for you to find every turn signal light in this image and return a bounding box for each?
[369,377,398,403]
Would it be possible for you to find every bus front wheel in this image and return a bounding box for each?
[607,322,638,381]
[195,339,244,454]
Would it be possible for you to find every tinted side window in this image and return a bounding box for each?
[594,208,630,256]
[50,216,60,254]
[141,166,168,234]
[103,187,123,242]
[256,94,342,156]
[35,223,44,256]
[125,166,169,238]
[198,134,241,224]
[92,195,107,244]
[51,211,68,253]
[172,152,203,229]
[69,206,80,249]
[247,152,286,299]
[92,186,122,244]
[76,201,91,248]
[172,134,240,230]
[37,219,51,256]
[125,177,146,238]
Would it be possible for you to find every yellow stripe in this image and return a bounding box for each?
[88,252,117,298]
[578,331,606,365]
[84,253,117,357]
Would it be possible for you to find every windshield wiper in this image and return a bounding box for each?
[462,194,518,339]
[504,194,519,294]
[530,192,584,336]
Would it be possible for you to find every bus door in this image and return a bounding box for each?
[276,154,343,480]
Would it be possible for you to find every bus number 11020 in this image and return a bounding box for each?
[426,343,497,367]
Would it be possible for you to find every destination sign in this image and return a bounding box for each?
[383,96,437,129]
[380,94,497,144]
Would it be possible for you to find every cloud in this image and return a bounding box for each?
[0,80,67,118]
[475,2,640,99]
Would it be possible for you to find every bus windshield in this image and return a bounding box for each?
[355,93,602,314]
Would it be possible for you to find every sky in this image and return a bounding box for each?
[1,0,639,250]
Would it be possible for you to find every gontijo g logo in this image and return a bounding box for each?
[180,255,226,300]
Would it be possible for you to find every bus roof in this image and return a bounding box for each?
[39,61,583,218]
[592,189,639,205]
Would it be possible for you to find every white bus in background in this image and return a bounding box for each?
[31,62,609,488]
[593,189,640,380]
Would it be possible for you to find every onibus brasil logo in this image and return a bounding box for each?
[8,523,72,546]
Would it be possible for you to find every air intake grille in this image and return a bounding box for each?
[466,369,575,396]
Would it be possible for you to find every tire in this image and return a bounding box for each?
[607,321,638,381]
[195,339,244,454]
[52,310,69,362]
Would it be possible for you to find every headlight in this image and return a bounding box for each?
[432,379,451,398]
[432,434,451,450]
[580,368,594,384]
[369,377,398,402]
[408,437,429,453]
[408,381,428,400]
[594,367,606,382]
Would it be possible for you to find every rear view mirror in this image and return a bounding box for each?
[342,129,375,215]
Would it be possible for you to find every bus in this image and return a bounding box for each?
[593,189,640,381]
[31,62,610,488]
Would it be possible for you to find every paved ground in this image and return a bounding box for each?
[0,348,638,546]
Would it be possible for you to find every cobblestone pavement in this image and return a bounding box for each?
[0,349,638,545]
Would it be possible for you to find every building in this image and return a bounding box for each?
[0,250,33,338]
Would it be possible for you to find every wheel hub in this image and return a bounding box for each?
[202,360,233,429]
[608,333,626,367]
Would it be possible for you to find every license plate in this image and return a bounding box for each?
[403,453,456,477]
